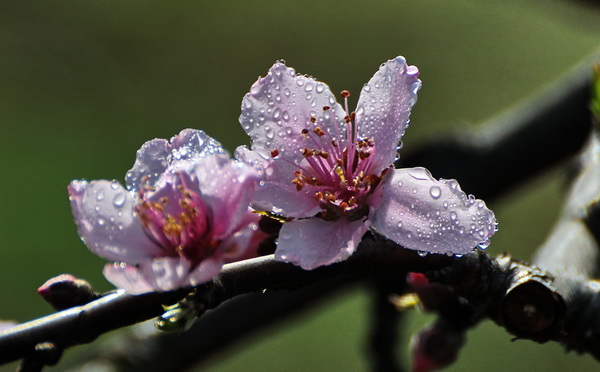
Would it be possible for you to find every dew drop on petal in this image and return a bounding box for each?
[408,168,430,181]
[450,211,458,221]
[98,217,106,226]
[417,251,427,257]
[478,239,490,250]
[113,192,126,208]
[96,190,105,201]
[429,186,441,199]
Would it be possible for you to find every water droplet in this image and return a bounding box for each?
[113,192,126,208]
[363,84,371,92]
[96,191,105,201]
[396,221,403,228]
[409,168,430,181]
[443,201,449,209]
[397,180,403,187]
[98,218,106,226]
[478,240,490,250]
[316,83,324,93]
[296,79,304,87]
[110,181,119,190]
[429,186,441,199]
[417,251,427,257]
[450,211,458,221]
[304,82,314,92]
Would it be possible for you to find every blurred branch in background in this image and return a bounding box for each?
[0,51,597,372]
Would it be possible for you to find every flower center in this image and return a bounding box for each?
[273,90,382,221]
[136,174,215,265]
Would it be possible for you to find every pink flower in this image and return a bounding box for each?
[236,57,497,269]
[69,129,260,294]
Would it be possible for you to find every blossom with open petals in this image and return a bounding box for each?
[69,129,260,294]
[236,57,496,269]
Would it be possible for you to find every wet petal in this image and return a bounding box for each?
[188,257,225,286]
[126,129,227,192]
[275,217,370,270]
[191,153,260,236]
[103,262,155,294]
[137,257,194,292]
[69,180,162,262]
[356,56,421,173]
[235,145,321,217]
[240,61,346,164]
[371,167,496,255]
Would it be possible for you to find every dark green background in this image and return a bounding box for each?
[0,1,599,371]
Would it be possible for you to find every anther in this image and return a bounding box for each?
[314,127,325,136]
[322,106,330,111]
[341,90,351,98]
[310,116,317,123]
[317,151,329,159]
[292,178,304,191]
[271,149,280,158]
[301,148,313,157]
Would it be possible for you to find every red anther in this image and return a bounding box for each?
[317,151,329,159]
[340,90,351,98]
[322,106,331,111]
[314,127,325,136]
[271,149,280,158]
[310,116,317,123]
[301,129,309,135]
[301,148,313,157]
[292,178,304,191]
[315,191,324,201]
[350,111,356,120]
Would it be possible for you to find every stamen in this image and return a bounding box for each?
[271,149,279,158]
[314,127,325,136]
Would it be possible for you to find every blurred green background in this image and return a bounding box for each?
[1,0,599,371]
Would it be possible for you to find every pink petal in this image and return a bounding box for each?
[235,145,321,217]
[69,180,162,263]
[275,217,370,270]
[190,153,260,236]
[219,216,261,262]
[356,56,421,174]
[137,257,194,292]
[102,262,155,294]
[125,129,227,192]
[104,258,195,294]
[371,167,497,256]
[0,320,17,333]
[240,61,346,164]
[125,138,170,192]
[188,257,225,286]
